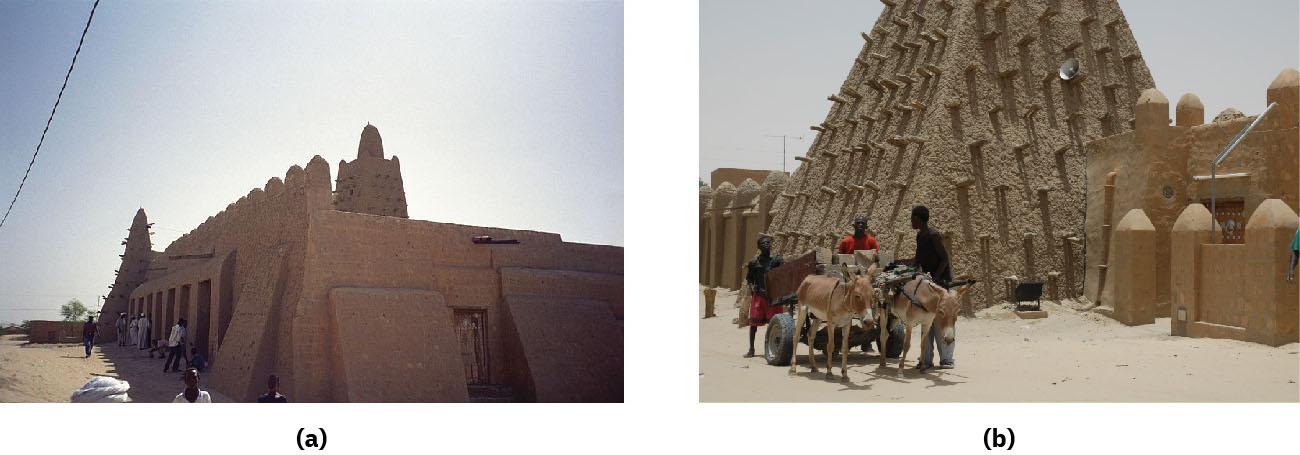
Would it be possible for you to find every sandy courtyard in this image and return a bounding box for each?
[700,288,1299,402]
[0,334,230,403]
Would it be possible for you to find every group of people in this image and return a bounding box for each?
[170,369,288,403]
[101,311,287,403]
[114,312,151,350]
[112,312,207,373]
[744,213,1300,373]
[743,205,956,371]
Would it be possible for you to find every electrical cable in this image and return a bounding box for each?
[0,0,101,231]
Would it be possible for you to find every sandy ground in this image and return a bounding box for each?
[0,334,231,403]
[700,287,1299,402]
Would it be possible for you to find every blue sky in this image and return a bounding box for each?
[701,0,1300,179]
[0,0,623,324]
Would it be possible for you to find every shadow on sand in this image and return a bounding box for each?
[94,343,216,402]
[786,351,966,390]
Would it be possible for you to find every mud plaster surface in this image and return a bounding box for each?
[768,0,1155,309]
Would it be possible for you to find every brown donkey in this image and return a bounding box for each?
[877,276,972,371]
[789,265,878,379]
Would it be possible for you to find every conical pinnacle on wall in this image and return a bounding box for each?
[111,210,153,297]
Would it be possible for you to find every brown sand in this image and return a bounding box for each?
[700,287,1299,402]
[0,334,230,402]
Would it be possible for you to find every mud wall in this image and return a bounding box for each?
[1085,69,1299,311]
[1171,200,1299,346]
[127,155,332,401]
[699,172,786,289]
[293,210,623,402]
[766,0,1154,308]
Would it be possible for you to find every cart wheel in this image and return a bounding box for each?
[860,324,879,354]
[861,316,905,358]
[764,312,795,366]
[885,318,905,358]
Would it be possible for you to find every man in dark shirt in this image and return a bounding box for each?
[188,347,207,372]
[910,205,956,370]
[81,316,97,358]
[911,205,951,286]
[257,374,288,403]
[115,312,127,347]
[743,234,783,358]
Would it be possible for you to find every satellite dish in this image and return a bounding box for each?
[1059,58,1080,81]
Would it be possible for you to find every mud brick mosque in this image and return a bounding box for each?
[97,124,623,402]
[701,0,1296,345]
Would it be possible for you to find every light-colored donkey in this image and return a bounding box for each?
[877,276,971,371]
[788,265,878,379]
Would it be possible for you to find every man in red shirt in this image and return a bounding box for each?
[837,215,878,254]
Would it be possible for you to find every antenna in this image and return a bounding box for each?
[764,135,805,173]
[1059,58,1081,81]
[1210,102,1276,243]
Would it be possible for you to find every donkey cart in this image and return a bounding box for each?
[761,250,904,366]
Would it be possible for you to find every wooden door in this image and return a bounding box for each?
[1203,199,1246,244]
[453,309,489,385]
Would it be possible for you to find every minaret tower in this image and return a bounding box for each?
[97,208,154,341]
[333,124,409,217]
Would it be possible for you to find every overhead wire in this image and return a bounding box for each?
[0,0,102,231]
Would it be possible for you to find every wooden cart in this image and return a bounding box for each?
[760,250,903,366]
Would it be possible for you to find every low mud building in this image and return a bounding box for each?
[96,125,624,402]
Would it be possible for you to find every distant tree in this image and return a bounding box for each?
[60,299,88,321]
[699,178,705,187]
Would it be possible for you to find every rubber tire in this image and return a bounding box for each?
[885,319,905,358]
[861,316,906,358]
[860,325,878,354]
[764,312,796,366]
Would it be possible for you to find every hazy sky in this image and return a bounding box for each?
[701,0,1300,180]
[0,0,622,324]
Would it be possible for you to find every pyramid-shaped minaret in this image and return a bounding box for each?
[768,0,1155,308]
[97,208,154,340]
[334,124,409,218]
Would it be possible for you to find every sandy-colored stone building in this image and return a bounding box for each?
[710,168,781,189]
[762,0,1154,309]
[334,124,408,218]
[96,125,623,402]
[1087,70,1298,344]
[699,171,786,290]
[26,320,82,344]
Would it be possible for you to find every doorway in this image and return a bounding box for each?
[453,309,490,385]
[1202,198,1246,244]
[196,280,212,357]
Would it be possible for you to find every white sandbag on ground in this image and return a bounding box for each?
[70,376,131,402]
